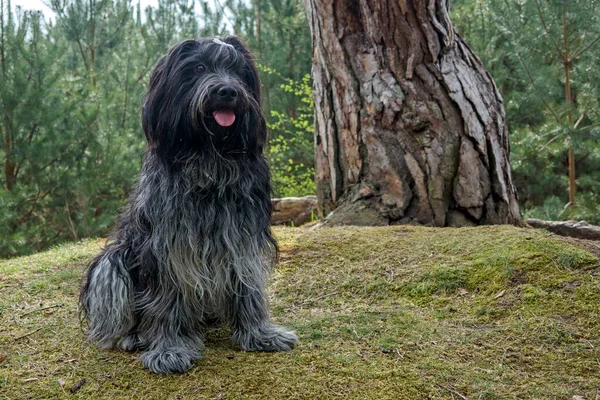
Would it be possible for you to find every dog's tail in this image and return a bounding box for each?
[80,247,135,349]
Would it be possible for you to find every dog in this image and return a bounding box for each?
[80,37,298,374]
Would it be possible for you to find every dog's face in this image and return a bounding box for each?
[142,37,266,158]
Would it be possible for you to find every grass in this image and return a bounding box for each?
[1,225,599,399]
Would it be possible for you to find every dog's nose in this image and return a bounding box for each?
[217,86,238,100]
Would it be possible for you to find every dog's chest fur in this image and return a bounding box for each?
[131,152,271,310]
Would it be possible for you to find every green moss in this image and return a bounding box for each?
[401,265,469,298]
[1,226,599,398]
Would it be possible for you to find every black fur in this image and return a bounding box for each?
[80,37,297,374]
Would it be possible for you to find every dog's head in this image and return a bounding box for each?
[142,37,266,159]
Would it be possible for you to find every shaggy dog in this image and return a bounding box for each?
[80,37,298,374]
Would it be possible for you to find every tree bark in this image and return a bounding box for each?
[303,0,522,226]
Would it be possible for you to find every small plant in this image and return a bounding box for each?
[259,67,315,198]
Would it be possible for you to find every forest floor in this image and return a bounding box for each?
[1,225,599,399]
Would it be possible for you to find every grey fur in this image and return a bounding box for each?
[80,37,297,374]
[213,38,235,49]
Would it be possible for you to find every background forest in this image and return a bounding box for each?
[0,0,599,258]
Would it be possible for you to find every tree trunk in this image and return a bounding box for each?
[303,0,521,226]
[2,116,15,191]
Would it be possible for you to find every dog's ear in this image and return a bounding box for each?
[142,56,167,143]
[223,36,262,103]
[142,40,199,144]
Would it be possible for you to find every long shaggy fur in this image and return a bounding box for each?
[80,37,297,374]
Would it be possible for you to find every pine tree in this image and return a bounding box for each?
[453,0,600,222]
[0,1,85,254]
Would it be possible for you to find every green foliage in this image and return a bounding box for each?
[452,0,600,224]
[262,69,314,197]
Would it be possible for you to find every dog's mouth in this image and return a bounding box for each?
[212,110,236,127]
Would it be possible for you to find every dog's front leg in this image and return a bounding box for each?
[138,296,204,374]
[228,280,298,352]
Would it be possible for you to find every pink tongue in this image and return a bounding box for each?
[213,110,236,127]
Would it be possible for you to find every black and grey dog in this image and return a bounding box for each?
[80,37,297,374]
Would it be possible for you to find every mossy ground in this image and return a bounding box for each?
[1,226,599,399]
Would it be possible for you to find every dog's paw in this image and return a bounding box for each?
[234,324,298,352]
[96,338,115,350]
[140,348,200,374]
[116,334,146,352]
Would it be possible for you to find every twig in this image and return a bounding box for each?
[437,384,469,400]
[70,378,86,394]
[572,33,600,60]
[14,328,42,341]
[19,304,64,318]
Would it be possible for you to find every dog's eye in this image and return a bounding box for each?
[195,65,206,73]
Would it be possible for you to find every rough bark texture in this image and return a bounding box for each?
[271,196,318,226]
[303,0,521,226]
[527,219,600,241]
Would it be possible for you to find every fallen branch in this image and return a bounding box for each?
[271,196,318,226]
[14,328,42,341]
[19,304,64,318]
[527,219,600,241]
